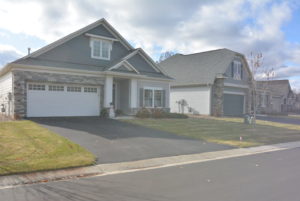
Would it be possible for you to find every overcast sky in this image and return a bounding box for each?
[0,0,299,90]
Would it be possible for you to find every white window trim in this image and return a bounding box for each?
[143,87,164,108]
[233,61,242,80]
[90,38,112,60]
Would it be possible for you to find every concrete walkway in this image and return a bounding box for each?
[2,141,300,189]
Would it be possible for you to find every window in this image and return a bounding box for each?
[154,90,163,107]
[232,61,242,80]
[144,88,164,108]
[67,86,81,92]
[28,84,45,91]
[91,39,111,60]
[48,85,64,91]
[84,87,97,93]
[144,89,153,107]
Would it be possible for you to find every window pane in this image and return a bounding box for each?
[48,85,64,91]
[101,41,110,58]
[28,84,45,91]
[154,90,163,107]
[67,86,81,92]
[144,89,153,107]
[92,40,101,57]
[84,87,97,93]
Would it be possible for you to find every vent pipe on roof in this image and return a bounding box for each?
[27,47,31,55]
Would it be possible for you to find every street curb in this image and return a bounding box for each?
[1,141,300,188]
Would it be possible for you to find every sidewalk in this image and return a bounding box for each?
[1,140,300,189]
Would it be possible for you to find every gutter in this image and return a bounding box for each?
[2,63,173,82]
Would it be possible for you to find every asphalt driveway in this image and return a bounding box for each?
[257,115,300,125]
[31,117,231,164]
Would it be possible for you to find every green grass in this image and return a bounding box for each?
[0,120,96,175]
[123,117,300,148]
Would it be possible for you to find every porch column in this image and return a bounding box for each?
[130,79,138,108]
[104,76,113,108]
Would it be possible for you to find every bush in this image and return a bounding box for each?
[165,112,189,119]
[136,108,151,118]
[135,108,188,119]
[151,108,166,118]
[100,108,109,118]
[115,109,123,116]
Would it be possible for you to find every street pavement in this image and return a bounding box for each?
[1,148,300,201]
[257,115,300,125]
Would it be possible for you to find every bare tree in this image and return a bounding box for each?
[247,52,264,125]
[248,52,277,125]
[158,51,176,62]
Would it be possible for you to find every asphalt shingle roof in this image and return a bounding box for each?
[257,80,292,97]
[159,48,242,86]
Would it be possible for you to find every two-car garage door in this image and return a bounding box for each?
[27,83,100,117]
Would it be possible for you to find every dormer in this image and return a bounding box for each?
[85,33,118,61]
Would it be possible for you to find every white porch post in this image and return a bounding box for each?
[130,79,138,108]
[104,76,113,108]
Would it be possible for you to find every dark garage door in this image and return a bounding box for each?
[223,94,244,116]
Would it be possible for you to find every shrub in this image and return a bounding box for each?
[136,108,151,118]
[100,108,109,118]
[135,108,188,119]
[115,109,123,116]
[151,108,166,118]
[165,112,189,119]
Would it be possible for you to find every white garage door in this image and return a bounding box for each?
[27,83,101,117]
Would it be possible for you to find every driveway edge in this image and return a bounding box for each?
[1,141,300,188]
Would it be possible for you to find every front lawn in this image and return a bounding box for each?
[0,120,95,175]
[123,117,300,148]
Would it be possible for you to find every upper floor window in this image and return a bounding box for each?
[90,39,112,60]
[232,61,242,80]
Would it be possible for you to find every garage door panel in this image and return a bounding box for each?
[223,94,244,116]
[27,84,100,117]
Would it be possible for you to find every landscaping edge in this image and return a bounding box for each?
[2,140,300,188]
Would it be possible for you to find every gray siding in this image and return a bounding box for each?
[128,54,157,73]
[115,79,130,113]
[37,26,129,68]
[224,57,250,86]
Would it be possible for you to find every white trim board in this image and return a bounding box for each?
[9,64,172,82]
[223,91,245,95]
[85,33,118,41]
[224,83,249,89]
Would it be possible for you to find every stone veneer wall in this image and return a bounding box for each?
[211,78,225,117]
[12,70,105,118]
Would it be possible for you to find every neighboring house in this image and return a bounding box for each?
[294,93,300,113]
[255,81,272,114]
[0,19,172,119]
[256,80,295,114]
[159,49,253,117]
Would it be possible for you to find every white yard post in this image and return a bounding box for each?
[130,79,138,108]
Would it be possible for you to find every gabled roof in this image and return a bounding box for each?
[257,80,292,97]
[16,18,133,61]
[3,19,172,80]
[159,48,250,86]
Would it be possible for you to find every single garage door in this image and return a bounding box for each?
[223,94,244,116]
[27,83,101,117]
